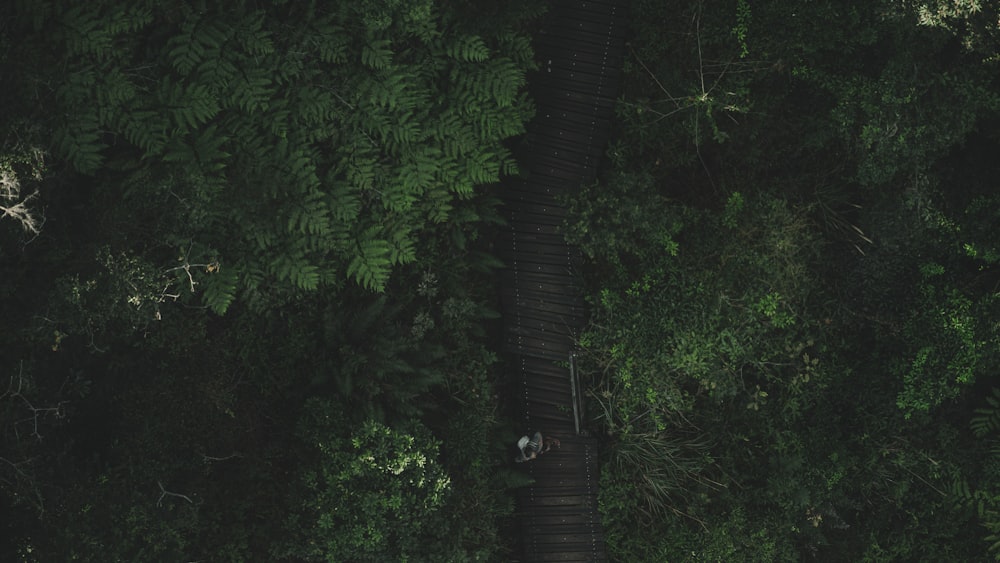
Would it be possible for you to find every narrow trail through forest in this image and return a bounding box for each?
[497,1,628,560]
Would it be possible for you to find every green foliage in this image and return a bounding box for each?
[894,280,993,417]
[280,404,457,562]
[7,0,535,308]
[973,389,1000,440]
[907,0,1000,57]
[1,1,535,560]
[579,0,1000,560]
[949,390,1000,558]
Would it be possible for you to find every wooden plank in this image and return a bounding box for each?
[506,329,573,351]
[506,2,625,559]
[538,40,622,68]
[504,310,586,335]
[540,52,618,78]
[523,399,575,419]
[500,288,585,308]
[539,66,619,93]
[527,128,608,157]
[535,43,620,71]
[503,287,585,308]
[523,135,603,163]
[504,302,586,326]
[550,0,625,17]
[530,104,606,135]
[523,513,602,527]
[501,183,571,204]
[523,526,603,543]
[501,260,579,278]
[528,144,601,171]
[508,322,578,343]
[528,471,601,485]
[508,316,582,340]
[506,173,577,192]
[523,482,599,495]
[521,484,599,501]
[525,550,605,563]
[546,17,624,41]
[513,499,598,514]
[549,8,627,30]
[502,199,572,218]
[536,28,626,58]
[502,177,572,201]
[504,307,583,329]
[529,109,613,138]
[522,356,581,378]
[497,237,577,257]
[527,373,577,390]
[531,81,619,109]
[505,210,569,230]
[531,86,618,114]
[497,241,575,260]
[536,27,622,52]
[524,494,598,507]
[509,220,565,238]
[503,274,584,295]
[523,144,598,171]
[524,158,598,183]
[506,341,573,363]
[524,153,595,176]
[500,264,585,285]
[526,378,572,396]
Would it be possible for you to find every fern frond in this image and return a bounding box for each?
[972,388,1000,438]
[118,110,168,156]
[228,68,274,114]
[105,5,154,35]
[424,188,453,223]
[233,11,274,56]
[310,23,350,64]
[285,191,332,237]
[388,227,416,266]
[348,234,392,291]
[361,38,394,70]
[58,5,112,58]
[53,112,105,174]
[327,179,362,225]
[192,125,231,170]
[447,35,490,62]
[159,77,221,131]
[167,15,232,76]
[202,266,238,315]
[496,31,536,67]
[272,252,321,290]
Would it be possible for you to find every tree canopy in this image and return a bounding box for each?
[4,0,1000,560]
[1,0,539,560]
[570,0,1000,560]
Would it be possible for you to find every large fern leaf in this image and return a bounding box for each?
[972,388,1000,438]
[348,235,392,292]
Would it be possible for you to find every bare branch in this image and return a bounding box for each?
[3,363,68,441]
[157,481,194,507]
[163,242,220,296]
[0,190,41,234]
[201,451,243,463]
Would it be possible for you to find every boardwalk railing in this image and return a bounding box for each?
[497,1,627,561]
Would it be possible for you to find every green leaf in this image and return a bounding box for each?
[361,39,394,70]
[447,35,490,62]
[348,236,392,292]
[202,266,238,315]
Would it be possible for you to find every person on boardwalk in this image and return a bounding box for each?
[515,431,560,462]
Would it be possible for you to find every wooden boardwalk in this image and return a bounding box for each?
[497,1,627,561]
